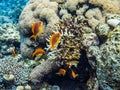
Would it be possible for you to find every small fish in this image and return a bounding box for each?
[32,48,45,58]
[56,68,66,76]
[30,21,44,41]
[71,70,78,78]
[11,48,17,57]
[49,32,61,50]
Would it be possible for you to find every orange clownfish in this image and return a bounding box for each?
[30,21,44,41]
[49,32,61,50]
[71,70,78,78]
[32,48,45,58]
[56,68,66,76]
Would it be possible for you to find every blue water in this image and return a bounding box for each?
[0,0,29,24]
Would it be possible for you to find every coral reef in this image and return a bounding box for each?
[0,55,29,85]
[0,23,20,57]
[88,25,120,90]
[18,0,120,89]
[30,59,61,83]
[19,0,120,58]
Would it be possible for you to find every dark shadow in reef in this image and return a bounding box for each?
[43,49,94,90]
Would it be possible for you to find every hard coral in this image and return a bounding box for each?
[85,8,105,29]
[82,33,99,47]
[30,58,61,83]
[46,17,90,67]
[89,0,120,14]
[0,55,29,85]
[19,0,59,35]
[30,17,91,83]
[88,25,120,90]
[65,0,87,11]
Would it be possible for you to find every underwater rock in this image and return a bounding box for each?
[30,59,61,84]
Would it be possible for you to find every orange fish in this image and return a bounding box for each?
[30,21,44,41]
[71,70,78,78]
[32,48,45,58]
[56,68,66,76]
[49,32,61,50]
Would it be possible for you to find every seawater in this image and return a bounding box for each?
[0,0,28,24]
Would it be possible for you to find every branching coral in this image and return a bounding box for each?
[0,55,29,85]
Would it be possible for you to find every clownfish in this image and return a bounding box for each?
[32,48,45,58]
[56,68,66,76]
[49,32,61,50]
[30,21,44,41]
